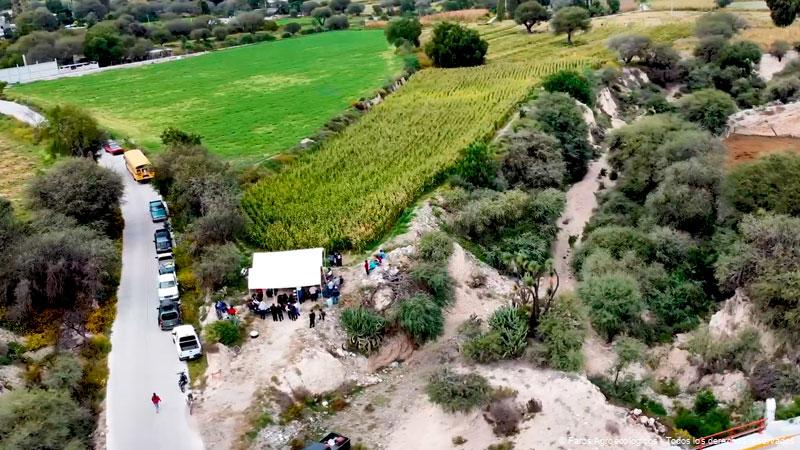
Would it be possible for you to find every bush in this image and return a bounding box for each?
[42,353,83,392]
[578,273,643,342]
[27,158,123,233]
[485,400,522,436]
[462,330,505,363]
[417,231,454,263]
[454,141,497,188]
[608,34,652,64]
[498,127,565,190]
[716,0,732,7]
[765,76,800,103]
[426,368,491,413]
[326,14,349,30]
[538,293,586,371]
[424,22,488,68]
[542,70,594,106]
[674,391,731,437]
[725,153,800,215]
[589,375,642,405]
[385,17,422,47]
[776,397,800,420]
[677,89,737,134]
[205,319,245,347]
[719,40,762,71]
[412,262,454,308]
[641,44,681,86]
[193,243,244,291]
[687,326,762,374]
[532,92,592,182]
[283,22,302,35]
[0,388,93,449]
[340,307,386,354]
[398,294,444,344]
[770,40,791,61]
[45,104,106,158]
[487,307,528,359]
[694,35,728,63]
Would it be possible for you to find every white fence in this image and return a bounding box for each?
[0,60,101,84]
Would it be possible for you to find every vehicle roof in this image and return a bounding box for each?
[124,149,151,167]
[173,325,196,337]
[158,273,176,282]
[150,200,164,206]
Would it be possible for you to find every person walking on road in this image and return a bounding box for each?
[151,393,162,413]
[309,310,316,328]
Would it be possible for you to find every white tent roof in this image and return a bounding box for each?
[247,248,323,290]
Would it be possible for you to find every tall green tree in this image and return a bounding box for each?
[496,0,506,20]
[385,17,422,46]
[46,105,106,159]
[514,1,550,33]
[766,0,798,26]
[424,22,488,68]
[551,6,591,44]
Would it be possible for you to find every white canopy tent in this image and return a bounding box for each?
[247,248,324,291]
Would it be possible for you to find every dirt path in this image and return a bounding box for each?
[0,99,45,126]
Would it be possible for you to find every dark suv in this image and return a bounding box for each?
[157,300,182,330]
[154,227,172,254]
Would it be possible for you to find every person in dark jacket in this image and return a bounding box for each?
[270,304,278,322]
[309,310,316,328]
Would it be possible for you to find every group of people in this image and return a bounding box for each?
[214,301,237,320]
[364,249,387,275]
[327,251,343,267]
[247,287,327,329]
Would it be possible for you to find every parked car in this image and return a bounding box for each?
[154,227,172,254]
[157,273,179,302]
[103,140,124,155]
[149,200,168,222]
[303,432,351,450]
[158,254,176,275]
[171,325,202,360]
[157,300,182,330]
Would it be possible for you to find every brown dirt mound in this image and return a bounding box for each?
[724,134,800,166]
[368,333,415,372]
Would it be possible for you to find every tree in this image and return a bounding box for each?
[14,7,59,35]
[578,273,643,341]
[27,158,123,232]
[235,10,265,33]
[506,255,559,335]
[455,141,497,188]
[542,69,594,106]
[42,353,83,391]
[283,22,302,34]
[499,127,565,189]
[612,336,645,386]
[190,28,211,42]
[716,0,732,7]
[161,127,202,147]
[694,35,728,63]
[607,0,620,13]
[198,0,211,14]
[83,24,124,66]
[677,89,737,135]
[0,389,93,449]
[347,3,365,14]
[302,0,320,14]
[532,92,592,182]
[718,40,762,71]
[212,25,230,41]
[151,27,173,44]
[770,40,791,61]
[608,34,652,64]
[496,0,506,20]
[424,22,489,68]
[330,0,351,12]
[551,6,590,44]
[385,17,422,47]
[45,105,106,159]
[194,243,243,290]
[514,1,550,33]
[311,6,332,26]
[766,0,798,27]
[326,14,349,29]
[724,153,800,216]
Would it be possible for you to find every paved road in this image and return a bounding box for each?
[100,153,204,450]
[0,100,45,126]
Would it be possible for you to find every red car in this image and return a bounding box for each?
[103,140,124,155]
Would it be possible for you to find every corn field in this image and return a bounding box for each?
[243,58,591,250]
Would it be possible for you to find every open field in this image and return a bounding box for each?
[0,117,46,205]
[10,31,400,164]
[724,134,800,166]
[243,18,695,250]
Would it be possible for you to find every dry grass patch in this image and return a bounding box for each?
[0,116,47,205]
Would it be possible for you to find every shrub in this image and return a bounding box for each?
[42,353,83,392]
[642,44,681,86]
[193,243,244,291]
[765,76,800,103]
[326,14,349,30]
[537,293,586,371]
[205,319,245,347]
[283,22,302,35]
[674,391,731,437]
[694,35,728,63]
[716,0,732,7]
[417,231,454,263]
[426,368,491,413]
[424,22,488,68]
[488,307,529,359]
[589,375,642,405]
[385,17,422,47]
[399,294,444,344]
[578,273,643,342]
[695,11,743,38]
[718,40,762,71]
[411,262,454,308]
[45,105,106,158]
[608,34,652,64]
[454,141,497,188]
[687,326,762,374]
[485,400,522,436]
[498,127,565,190]
[542,70,594,106]
[677,89,737,134]
[532,92,592,182]
[654,378,681,397]
[770,40,791,61]
[725,153,800,215]
[462,330,505,363]
[0,388,93,448]
[749,361,800,400]
[340,307,386,354]
[776,397,800,420]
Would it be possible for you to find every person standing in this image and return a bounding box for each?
[364,259,369,275]
[319,308,326,321]
[151,393,161,413]
[309,310,316,328]
[258,299,268,320]
[277,304,284,321]
[270,304,278,322]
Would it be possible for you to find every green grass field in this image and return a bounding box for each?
[10,31,400,164]
[0,116,48,206]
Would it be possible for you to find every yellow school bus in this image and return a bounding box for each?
[124,149,154,182]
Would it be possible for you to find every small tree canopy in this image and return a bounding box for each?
[677,89,737,135]
[514,1,550,33]
[608,34,652,64]
[542,69,594,106]
[311,6,333,26]
[326,14,349,30]
[385,17,422,47]
[770,40,791,61]
[551,6,590,44]
[766,0,798,27]
[424,22,488,68]
[46,105,105,159]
